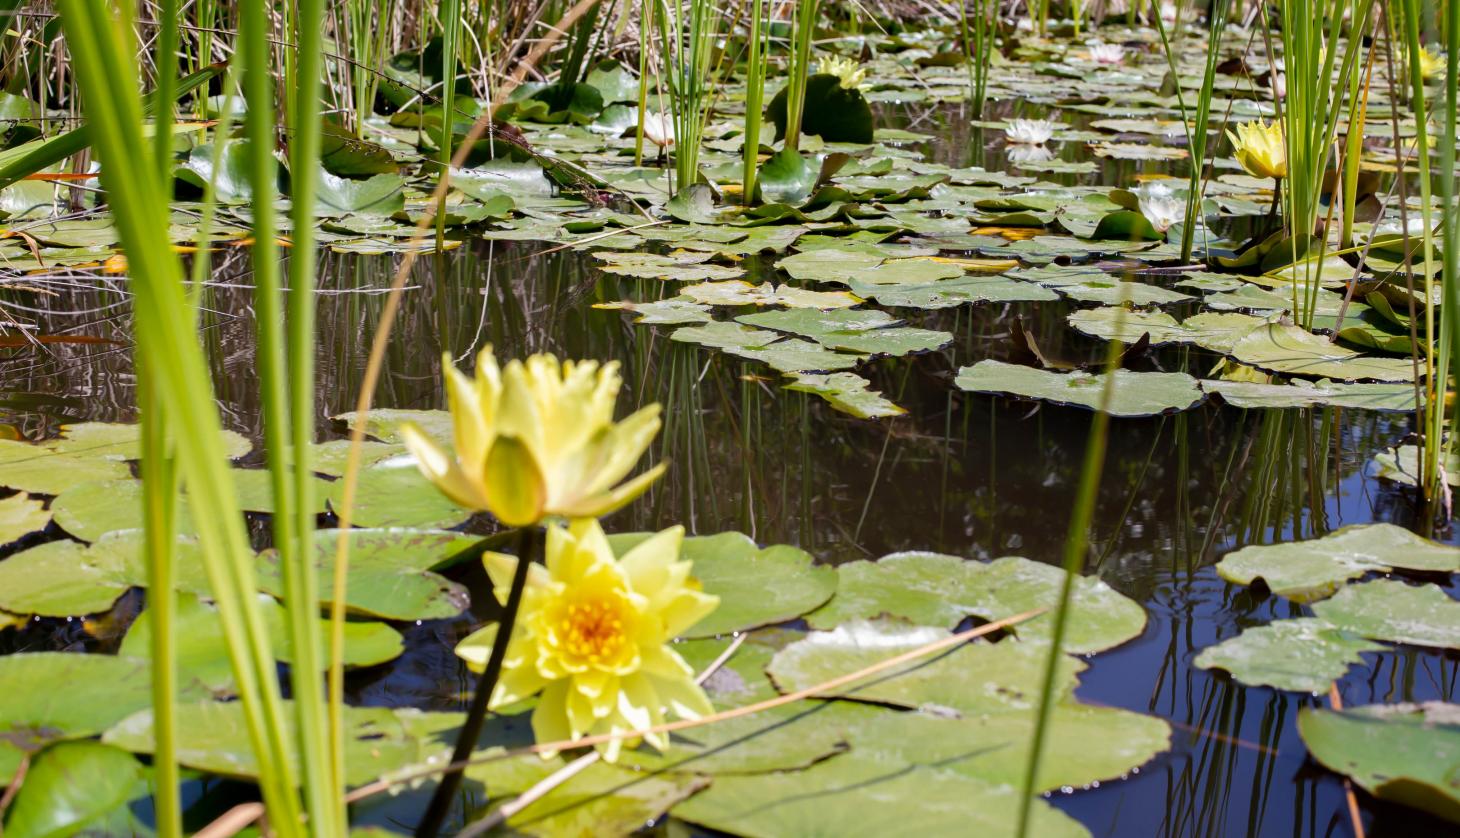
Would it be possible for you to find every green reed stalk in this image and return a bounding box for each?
[1397,0,1446,503]
[783,0,820,153]
[436,0,461,248]
[1014,312,1124,838]
[1442,0,1460,442]
[56,2,303,831]
[654,0,716,193]
[1178,0,1226,262]
[741,0,768,204]
[284,0,343,832]
[634,0,653,166]
[1340,35,1377,249]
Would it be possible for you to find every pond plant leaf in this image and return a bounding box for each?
[0,531,220,617]
[1068,308,1270,352]
[606,531,836,637]
[312,170,407,216]
[0,493,50,545]
[755,148,819,205]
[1,741,148,838]
[0,439,133,496]
[328,457,473,529]
[955,360,1204,417]
[737,307,952,356]
[1202,379,1418,411]
[806,552,1144,653]
[1310,580,1460,650]
[1215,524,1460,602]
[1298,702,1460,824]
[785,372,906,419]
[1230,323,1417,382]
[766,73,876,144]
[1193,618,1384,692]
[257,528,475,621]
[676,280,860,309]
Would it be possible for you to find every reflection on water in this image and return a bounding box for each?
[0,101,1455,836]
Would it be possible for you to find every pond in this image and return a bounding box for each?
[4,92,1455,835]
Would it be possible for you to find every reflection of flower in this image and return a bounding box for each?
[1006,144,1055,165]
[400,347,666,527]
[456,519,719,761]
[1088,43,1126,65]
[1226,120,1287,180]
[1135,183,1184,232]
[1418,46,1446,80]
[818,55,868,90]
[1004,118,1059,145]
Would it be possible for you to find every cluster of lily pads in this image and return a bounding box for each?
[0,418,1169,835]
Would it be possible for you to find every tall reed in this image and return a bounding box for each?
[56,1,306,832]
[741,0,769,204]
[657,0,718,192]
[782,0,820,153]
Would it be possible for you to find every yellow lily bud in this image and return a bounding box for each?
[455,519,719,761]
[1226,120,1287,180]
[399,347,666,527]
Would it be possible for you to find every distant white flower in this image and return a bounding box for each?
[1135,182,1184,232]
[1006,144,1055,166]
[1159,1,1178,24]
[1271,72,1286,99]
[1004,118,1059,145]
[1088,43,1126,65]
[640,112,675,148]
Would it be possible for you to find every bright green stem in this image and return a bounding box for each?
[1444,0,1460,446]
[57,2,302,831]
[1178,0,1227,262]
[283,0,341,831]
[436,0,461,249]
[1014,325,1123,838]
[139,377,181,838]
[741,0,766,204]
[784,0,819,153]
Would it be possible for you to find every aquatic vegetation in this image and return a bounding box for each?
[1134,182,1183,233]
[1226,120,1288,181]
[455,520,718,761]
[1086,42,1126,65]
[1003,118,1059,145]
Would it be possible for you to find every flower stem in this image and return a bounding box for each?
[416,526,537,838]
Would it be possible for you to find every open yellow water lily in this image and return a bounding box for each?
[399,347,665,527]
[818,55,868,90]
[1418,46,1446,80]
[1226,120,1287,180]
[456,519,719,761]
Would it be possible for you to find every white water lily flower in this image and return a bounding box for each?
[1159,1,1178,24]
[641,112,675,148]
[1088,43,1126,65]
[1003,118,1058,145]
[1006,144,1055,166]
[1271,72,1286,100]
[1136,183,1184,233]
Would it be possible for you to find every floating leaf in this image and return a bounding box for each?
[594,296,714,324]
[785,372,906,419]
[1194,618,1383,692]
[0,439,132,496]
[2,741,147,838]
[956,360,1204,417]
[258,528,475,621]
[1215,524,1460,602]
[677,280,861,309]
[1230,323,1417,382]
[766,74,875,144]
[738,308,951,356]
[329,457,473,529]
[0,493,50,545]
[1298,703,1460,824]
[807,552,1144,654]
[671,322,866,373]
[592,250,743,281]
[1311,580,1460,650]
[607,531,836,637]
[1202,379,1418,411]
[1069,308,1268,352]
[0,531,218,616]
[853,274,1058,308]
[313,171,406,216]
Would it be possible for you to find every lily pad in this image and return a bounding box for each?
[785,372,906,419]
[1311,580,1460,650]
[258,528,475,621]
[0,531,219,617]
[1230,323,1417,382]
[807,552,1144,654]
[853,274,1059,308]
[1298,702,1460,824]
[2,741,148,838]
[1193,618,1384,692]
[607,531,836,638]
[1202,379,1419,411]
[0,439,132,496]
[677,280,860,309]
[1215,524,1460,602]
[1068,308,1268,352]
[956,360,1204,417]
[0,493,50,545]
[328,457,473,529]
[737,308,951,356]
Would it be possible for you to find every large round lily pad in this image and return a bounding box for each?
[956,360,1204,417]
[607,531,835,638]
[0,492,51,546]
[0,531,219,616]
[1215,524,1460,602]
[1298,703,1460,824]
[2,741,148,838]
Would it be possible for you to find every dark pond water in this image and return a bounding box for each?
[1,100,1456,837]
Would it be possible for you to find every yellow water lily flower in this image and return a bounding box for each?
[818,55,868,90]
[1418,46,1446,80]
[456,519,719,761]
[399,347,665,527]
[1226,120,1287,180]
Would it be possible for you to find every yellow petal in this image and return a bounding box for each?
[443,353,491,473]
[531,680,575,757]
[618,525,684,601]
[483,435,547,526]
[398,421,490,510]
[559,462,667,519]
[453,622,497,672]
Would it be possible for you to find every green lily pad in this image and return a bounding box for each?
[785,372,906,419]
[0,493,50,545]
[0,653,154,783]
[334,408,452,444]
[607,531,836,638]
[673,753,1090,838]
[737,308,951,356]
[671,322,866,373]
[328,458,473,529]
[1194,618,1384,692]
[755,148,819,205]
[0,531,219,617]
[466,752,709,835]
[2,741,148,838]
[1311,580,1460,650]
[956,360,1205,417]
[1068,308,1269,352]
[120,592,403,694]
[257,528,474,621]
[593,250,743,282]
[594,297,714,325]
[766,74,876,144]
[806,552,1144,654]
[767,620,1083,714]
[778,249,965,286]
[313,171,407,216]
[1215,524,1460,602]
[104,700,461,787]
[1202,379,1419,411]
[0,439,132,496]
[677,280,861,309]
[49,421,251,460]
[853,274,1059,308]
[1230,323,1418,382]
[1298,703,1460,824]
